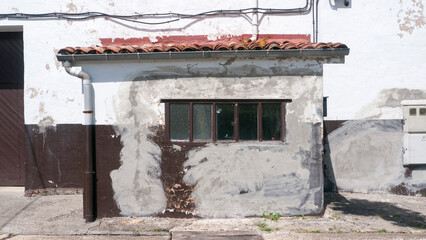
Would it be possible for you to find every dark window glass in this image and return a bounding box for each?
[420,108,426,116]
[216,104,234,140]
[170,104,189,140]
[239,104,258,140]
[410,108,417,116]
[262,103,281,140]
[193,104,212,140]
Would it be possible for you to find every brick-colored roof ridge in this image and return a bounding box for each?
[58,40,348,55]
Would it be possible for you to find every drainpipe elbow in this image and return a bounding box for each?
[63,61,90,80]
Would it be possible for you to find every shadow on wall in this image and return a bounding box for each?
[325,193,425,229]
[322,120,344,192]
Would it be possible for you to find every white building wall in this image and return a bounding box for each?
[1,0,425,123]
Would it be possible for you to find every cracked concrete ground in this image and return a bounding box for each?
[0,187,425,239]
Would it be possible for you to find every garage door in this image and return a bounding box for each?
[0,31,25,186]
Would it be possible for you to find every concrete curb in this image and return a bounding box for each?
[87,231,170,236]
[0,233,11,240]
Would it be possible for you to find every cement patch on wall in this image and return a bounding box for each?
[108,69,324,217]
[324,120,426,195]
[183,142,319,218]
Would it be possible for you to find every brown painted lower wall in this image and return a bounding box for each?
[24,124,207,218]
[95,125,122,217]
[25,124,122,217]
[25,124,85,191]
[24,121,424,219]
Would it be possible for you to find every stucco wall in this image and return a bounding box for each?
[324,120,426,196]
[1,0,425,123]
[1,0,425,203]
[75,57,325,217]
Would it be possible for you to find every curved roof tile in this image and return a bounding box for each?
[58,40,348,55]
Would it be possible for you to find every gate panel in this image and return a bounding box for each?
[0,31,25,186]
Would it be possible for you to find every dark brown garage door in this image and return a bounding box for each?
[0,31,25,186]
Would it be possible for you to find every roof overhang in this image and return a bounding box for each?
[56,48,349,63]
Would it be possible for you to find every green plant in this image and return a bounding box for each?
[154,228,168,232]
[311,230,321,233]
[255,221,272,232]
[263,212,280,222]
[378,229,387,233]
[336,230,343,233]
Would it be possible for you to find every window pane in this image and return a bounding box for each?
[216,104,234,140]
[239,104,258,140]
[410,108,417,116]
[170,104,189,140]
[193,104,212,140]
[262,103,281,140]
[420,108,426,116]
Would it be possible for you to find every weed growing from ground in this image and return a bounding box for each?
[255,221,272,232]
[263,212,280,222]
[154,228,168,232]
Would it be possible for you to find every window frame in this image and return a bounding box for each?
[162,99,291,143]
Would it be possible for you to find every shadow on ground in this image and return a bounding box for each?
[324,193,425,229]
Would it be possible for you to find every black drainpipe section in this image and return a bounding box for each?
[84,124,96,222]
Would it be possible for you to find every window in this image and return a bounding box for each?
[162,99,290,142]
[409,108,417,116]
[420,108,426,116]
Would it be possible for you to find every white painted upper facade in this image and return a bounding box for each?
[1,0,425,124]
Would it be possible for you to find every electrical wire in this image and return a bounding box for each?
[0,3,313,25]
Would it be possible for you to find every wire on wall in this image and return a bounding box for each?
[0,1,313,25]
[1,0,318,42]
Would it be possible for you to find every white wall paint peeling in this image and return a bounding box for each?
[320,0,426,120]
[2,1,423,122]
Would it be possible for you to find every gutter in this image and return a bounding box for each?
[56,48,350,63]
[63,61,96,223]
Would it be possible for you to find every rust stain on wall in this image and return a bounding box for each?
[151,126,202,217]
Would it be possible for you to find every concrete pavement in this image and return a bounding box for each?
[0,187,425,239]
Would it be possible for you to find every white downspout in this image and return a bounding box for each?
[63,61,93,125]
[250,0,259,41]
[63,61,96,222]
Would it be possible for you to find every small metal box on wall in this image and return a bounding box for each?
[402,100,426,166]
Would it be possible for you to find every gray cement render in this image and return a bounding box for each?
[324,120,426,194]
[0,188,424,239]
[103,56,327,217]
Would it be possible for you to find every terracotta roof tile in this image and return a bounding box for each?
[58,40,348,55]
